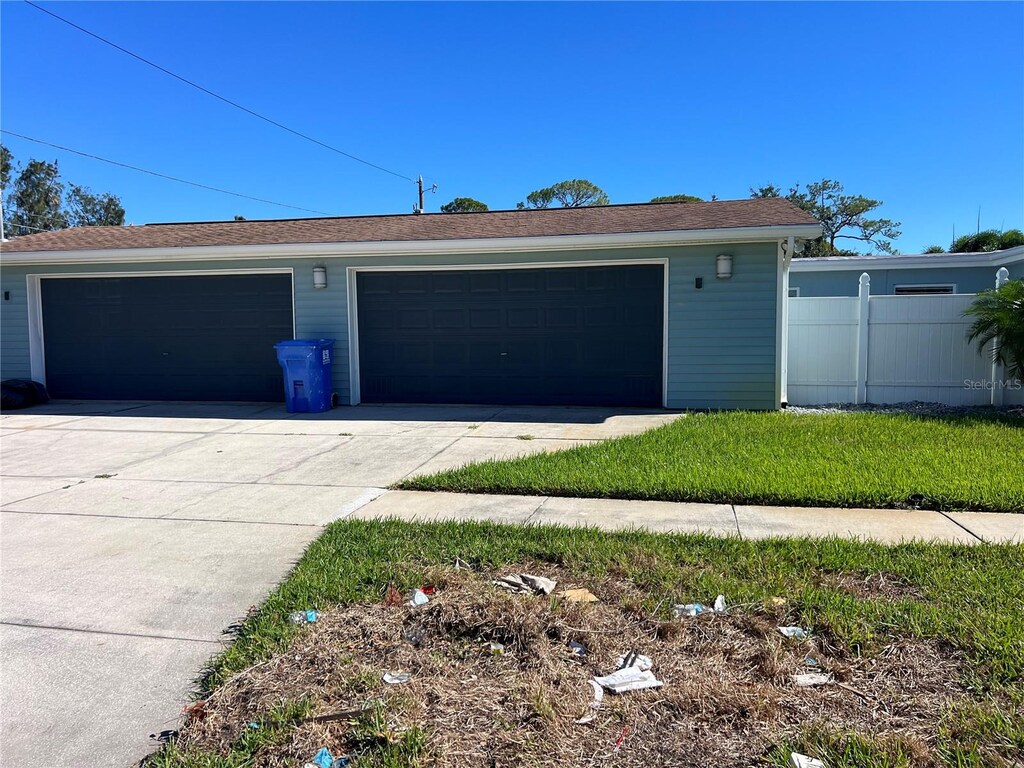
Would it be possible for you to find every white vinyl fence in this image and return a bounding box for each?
[787,270,1022,407]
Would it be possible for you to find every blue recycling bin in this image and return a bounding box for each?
[274,339,336,413]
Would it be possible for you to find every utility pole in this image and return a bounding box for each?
[414,176,437,214]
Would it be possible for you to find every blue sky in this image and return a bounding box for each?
[2,1,1021,252]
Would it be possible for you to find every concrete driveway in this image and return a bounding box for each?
[0,400,677,767]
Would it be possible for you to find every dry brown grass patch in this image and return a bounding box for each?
[173,566,974,767]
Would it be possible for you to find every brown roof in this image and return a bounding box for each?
[1,198,817,254]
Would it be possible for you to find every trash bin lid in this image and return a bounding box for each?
[274,338,335,349]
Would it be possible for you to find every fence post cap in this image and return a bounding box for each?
[859,272,871,285]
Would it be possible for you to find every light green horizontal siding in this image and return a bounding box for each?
[665,243,777,409]
[1,268,31,379]
[0,240,780,409]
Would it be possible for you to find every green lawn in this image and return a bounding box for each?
[399,411,1024,512]
[151,520,1024,768]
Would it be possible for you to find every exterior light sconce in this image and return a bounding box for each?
[716,254,733,279]
[313,265,328,289]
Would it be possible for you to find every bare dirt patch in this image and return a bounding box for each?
[173,566,972,767]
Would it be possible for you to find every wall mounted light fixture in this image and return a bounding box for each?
[313,265,328,289]
[716,254,733,279]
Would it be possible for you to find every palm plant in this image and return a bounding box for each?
[964,280,1024,381]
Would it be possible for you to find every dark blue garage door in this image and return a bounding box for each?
[357,265,664,406]
[41,274,293,401]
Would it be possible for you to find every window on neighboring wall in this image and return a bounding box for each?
[788,287,801,297]
[893,284,956,295]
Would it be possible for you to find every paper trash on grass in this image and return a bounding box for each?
[558,587,599,603]
[713,594,727,613]
[407,589,429,607]
[778,626,811,640]
[593,666,664,694]
[492,574,557,595]
[792,672,833,687]
[575,679,604,724]
[615,652,653,671]
[789,753,826,768]
[383,672,411,685]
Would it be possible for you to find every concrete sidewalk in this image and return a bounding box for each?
[349,490,1023,544]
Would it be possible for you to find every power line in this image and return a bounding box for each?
[4,222,55,233]
[24,0,419,184]
[1,129,334,216]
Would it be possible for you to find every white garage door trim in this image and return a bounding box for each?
[26,268,295,387]
[345,258,670,408]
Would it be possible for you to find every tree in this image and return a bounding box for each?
[750,184,784,199]
[233,215,247,221]
[1003,229,1024,249]
[964,279,1024,381]
[950,229,1024,253]
[440,197,489,213]
[2,147,126,235]
[7,159,68,235]
[518,179,609,209]
[923,245,945,254]
[0,145,12,191]
[66,184,125,227]
[750,179,901,256]
[650,194,703,203]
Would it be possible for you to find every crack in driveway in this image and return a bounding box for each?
[1,620,222,645]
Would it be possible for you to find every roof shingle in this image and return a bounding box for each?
[1,198,818,254]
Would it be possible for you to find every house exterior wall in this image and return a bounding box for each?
[789,265,1006,297]
[0,240,779,410]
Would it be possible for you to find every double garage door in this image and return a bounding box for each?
[357,265,664,407]
[39,265,663,406]
[40,274,293,401]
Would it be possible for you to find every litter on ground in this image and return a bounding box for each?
[672,602,708,617]
[713,594,727,613]
[778,626,811,640]
[407,588,430,607]
[492,573,557,595]
[792,672,834,687]
[558,587,599,603]
[615,651,653,671]
[593,666,664,694]
[167,565,984,767]
[574,679,604,724]
[789,753,826,768]
[288,609,320,625]
[307,746,334,768]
